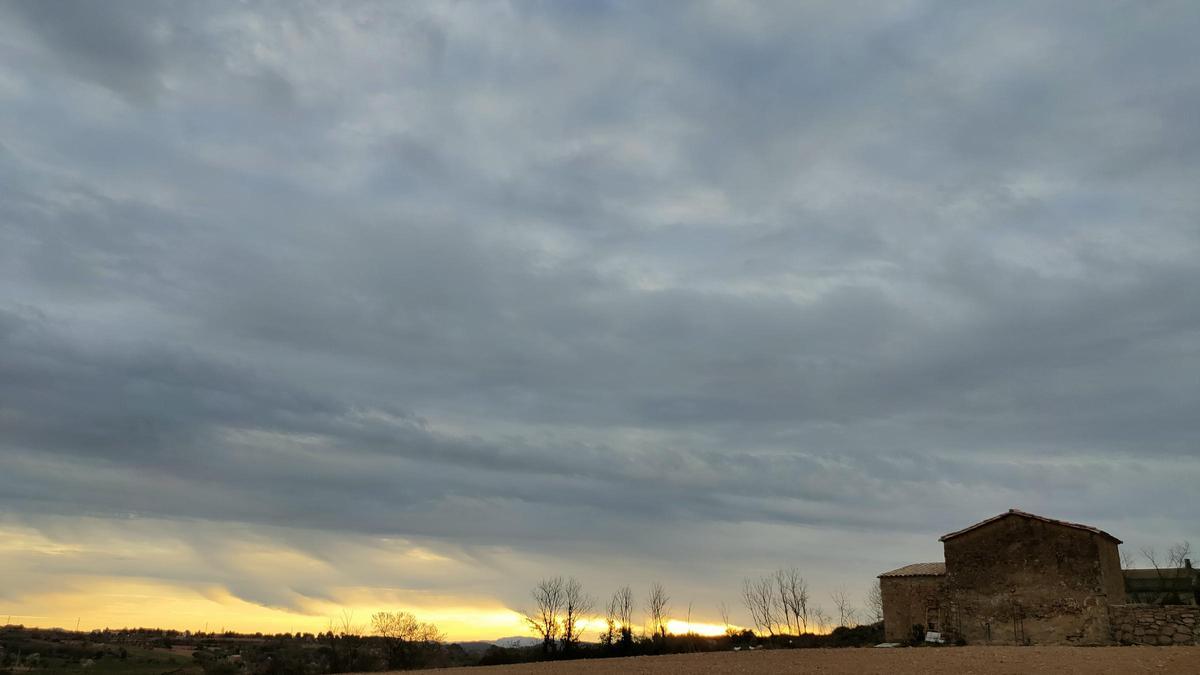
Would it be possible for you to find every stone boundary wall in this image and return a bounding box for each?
[1110,604,1198,645]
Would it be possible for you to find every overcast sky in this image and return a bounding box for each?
[1,0,1198,638]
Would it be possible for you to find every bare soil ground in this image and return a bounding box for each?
[406,646,1200,674]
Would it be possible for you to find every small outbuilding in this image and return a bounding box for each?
[878,562,946,642]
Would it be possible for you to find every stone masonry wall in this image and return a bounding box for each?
[1110,604,1198,646]
[943,517,1119,645]
[880,576,944,643]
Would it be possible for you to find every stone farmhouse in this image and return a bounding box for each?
[879,509,1199,646]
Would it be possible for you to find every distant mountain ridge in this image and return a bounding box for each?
[452,635,541,655]
[489,636,542,647]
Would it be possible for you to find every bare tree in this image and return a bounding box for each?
[683,600,699,652]
[1120,548,1136,570]
[1140,542,1191,571]
[1141,545,1162,571]
[830,587,856,628]
[740,576,778,636]
[1145,541,1195,604]
[371,611,443,669]
[1168,541,1193,569]
[740,578,762,635]
[330,609,364,637]
[371,611,443,643]
[772,569,794,635]
[612,585,634,648]
[524,576,565,654]
[811,605,832,634]
[718,601,736,637]
[325,609,366,671]
[646,582,670,639]
[777,568,809,635]
[603,591,619,647]
[864,580,883,624]
[560,577,595,653]
[1141,545,1167,604]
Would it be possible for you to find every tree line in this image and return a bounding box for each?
[518,570,885,660]
[521,577,677,657]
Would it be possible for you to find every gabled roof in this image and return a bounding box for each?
[939,509,1122,545]
[879,562,946,578]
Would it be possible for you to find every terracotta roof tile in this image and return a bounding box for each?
[879,562,946,577]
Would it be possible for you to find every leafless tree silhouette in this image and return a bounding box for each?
[831,586,856,627]
[613,585,634,647]
[324,609,366,671]
[560,577,594,653]
[741,576,777,636]
[524,576,565,654]
[865,579,883,624]
[371,611,443,669]
[773,569,795,635]
[812,605,832,634]
[718,601,736,636]
[371,611,442,643]
[646,582,670,639]
[1168,541,1193,568]
[603,590,619,646]
[1142,541,1195,603]
[777,568,809,634]
[330,609,363,636]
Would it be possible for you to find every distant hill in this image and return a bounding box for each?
[452,635,541,655]
[491,636,542,648]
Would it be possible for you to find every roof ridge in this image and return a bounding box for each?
[939,509,1122,544]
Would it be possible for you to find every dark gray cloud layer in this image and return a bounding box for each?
[1,1,1198,619]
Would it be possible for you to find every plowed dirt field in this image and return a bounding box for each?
[390,646,1200,674]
